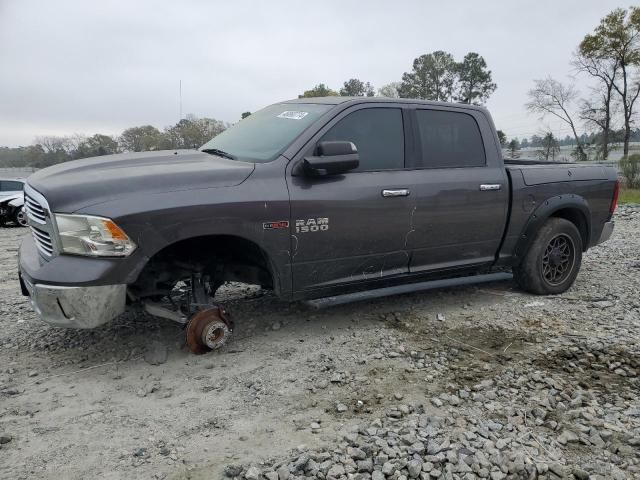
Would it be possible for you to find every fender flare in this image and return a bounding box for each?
[514,194,591,261]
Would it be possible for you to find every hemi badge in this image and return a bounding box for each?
[263,221,289,230]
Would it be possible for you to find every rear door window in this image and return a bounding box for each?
[320,108,404,171]
[414,109,485,168]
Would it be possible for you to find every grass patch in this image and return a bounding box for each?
[620,187,640,204]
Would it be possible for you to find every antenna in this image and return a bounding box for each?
[179,79,182,121]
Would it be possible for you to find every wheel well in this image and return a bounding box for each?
[130,235,276,299]
[550,208,589,250]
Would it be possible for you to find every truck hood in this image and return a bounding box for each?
[27,149,255,212]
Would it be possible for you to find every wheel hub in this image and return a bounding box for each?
[541,233,575,286]
[202,321,230,350]
[548,248,562,267]
[185,306,233,354]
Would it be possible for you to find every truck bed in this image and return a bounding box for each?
[497,160,616,268]
[505,160,611,186]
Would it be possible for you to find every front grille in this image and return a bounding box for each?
[24,185,57,259]
[24,193,47,224]
[30,226,53,256]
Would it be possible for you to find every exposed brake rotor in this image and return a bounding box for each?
[185,306,233,355]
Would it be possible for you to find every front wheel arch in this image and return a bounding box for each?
[129,234,280,300]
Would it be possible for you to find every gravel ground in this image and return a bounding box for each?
[0,206,638,480]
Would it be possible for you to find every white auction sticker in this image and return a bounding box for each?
[277,111,309,120]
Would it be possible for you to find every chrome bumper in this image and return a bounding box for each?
[595,221,614,246]
[21,276,126,329]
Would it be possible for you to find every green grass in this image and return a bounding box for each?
[619,187,640,204]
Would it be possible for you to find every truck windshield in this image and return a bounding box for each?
[200,103,331,162]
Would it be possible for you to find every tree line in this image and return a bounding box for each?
[0,115,228,169]
[498,127,640,151]
[299,51,497,105]
[515,7,640,162]
[0,49,498,169]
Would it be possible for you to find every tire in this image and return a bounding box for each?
[15,207,28,227]
[514,217,583,295]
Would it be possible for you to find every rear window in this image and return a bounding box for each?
[415,109,485,168]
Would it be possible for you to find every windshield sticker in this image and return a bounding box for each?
[277,111,309,120]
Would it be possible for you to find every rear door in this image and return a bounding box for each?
[287,104,415,293]
[405,106,508,272]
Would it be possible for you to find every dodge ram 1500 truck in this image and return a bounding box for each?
[19,97,619,353]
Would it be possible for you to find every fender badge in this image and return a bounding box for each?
[263,221,289,230]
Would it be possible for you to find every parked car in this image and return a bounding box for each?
[18,97,618,354]
[0,178,25,199]
[0,179,26,227]
[0,194,26,227]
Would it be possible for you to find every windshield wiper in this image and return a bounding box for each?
[201,148,236,160]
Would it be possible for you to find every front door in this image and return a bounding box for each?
[287,105,414,293]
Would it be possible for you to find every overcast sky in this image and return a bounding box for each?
[0,0,622,146]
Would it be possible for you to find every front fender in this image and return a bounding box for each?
[8,194,24,208]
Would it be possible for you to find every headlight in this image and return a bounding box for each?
[54,214,136,257]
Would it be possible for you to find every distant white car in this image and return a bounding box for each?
[0,179,26,227]
[0,178,25,199]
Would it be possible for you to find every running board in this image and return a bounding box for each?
[304,272,513,309]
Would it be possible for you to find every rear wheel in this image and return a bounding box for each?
[514,217,582,295]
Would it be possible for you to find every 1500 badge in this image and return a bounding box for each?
[296,218,329,233]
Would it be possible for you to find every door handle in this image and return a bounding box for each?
[479,184,502,191]
[382,189,410,198]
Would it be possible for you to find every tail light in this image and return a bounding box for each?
[610,179,620,215]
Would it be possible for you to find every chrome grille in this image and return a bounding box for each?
[30,226,53,256]
[24,184,57,259]
[24,193,46,224]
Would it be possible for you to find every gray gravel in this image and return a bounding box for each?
[0,206,638,480]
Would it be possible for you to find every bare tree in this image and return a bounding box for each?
[34,136,73,154]
[580,7,640,156]
[573,54,619,160]
[579,95,619,160]
[526,77,586,161]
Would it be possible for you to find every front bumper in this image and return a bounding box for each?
[20,275,126,328]
[595,221,614,246]
[19,234,127,329]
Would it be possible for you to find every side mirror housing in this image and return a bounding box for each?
[302,141,359,176]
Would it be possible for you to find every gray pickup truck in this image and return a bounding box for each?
[19,97,618,353]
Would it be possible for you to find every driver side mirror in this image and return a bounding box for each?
[302,141,359,177]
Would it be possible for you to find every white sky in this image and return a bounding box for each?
[0,0,622,146]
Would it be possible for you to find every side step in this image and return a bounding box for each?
[304,272,513,309]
